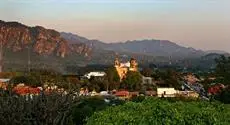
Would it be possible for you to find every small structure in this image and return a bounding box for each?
[13,84,40,95]
[142,76,153,85]
[115,90,130,100]
[208,83,225,95]
[91,89,99,96]
[100,91,109,96]
[157,88,177,97]
[84,72,106,79]
[129,91,139,97]
[184,73,200,84]
[0,78,10,90]
[79,88,89,96]
[145,91,157,96]
[176,91,199,98]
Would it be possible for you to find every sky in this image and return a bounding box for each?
[1,0,230,52]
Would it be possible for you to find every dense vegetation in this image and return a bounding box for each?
[1,54,230,125]
[87,97,230,125]
[1,90,229,125]
[215,55,230,85]
[0,91,124,125]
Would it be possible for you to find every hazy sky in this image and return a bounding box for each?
[1,0,230,52]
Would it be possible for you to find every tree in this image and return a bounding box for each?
[141,68,153,77]
[10,75,41,87]
[158,69,181,89]
[66,76,81,92]
[121,71,142,91]
[215,55,230,85]
[86,98,230,125]
[71,97,110,125]
[214,86,230,104]
[106,67,120,83]
[89,76,106,92]
[105,67,120,90]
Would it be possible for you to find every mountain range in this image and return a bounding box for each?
[0,20,226,72]
[0,20,91,58]
[61,32,206,58]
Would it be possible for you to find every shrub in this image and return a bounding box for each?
[130,96,146,103]
[0,92,77,125]
[87,97,230,125]
[214,86,230,104]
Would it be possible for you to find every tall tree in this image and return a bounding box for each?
[105,67,120,90]
[141,68,153,77]
[159,69,181,89]
[121,71,142,91]
[215,55,230,85]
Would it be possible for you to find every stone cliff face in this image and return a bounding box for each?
[0,20,91,58]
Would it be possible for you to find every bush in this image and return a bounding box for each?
[0,93,77,125]
[214,86,230,104]
[71,97,109,125]
[0,91,125,125]
[130,96,146,103]
[10,75,41,87]
[71,96,125,125]
[87,97,230,125]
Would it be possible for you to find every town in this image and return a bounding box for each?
[0,57,226,100]
[1,0,230,124]
[0,56,229,124]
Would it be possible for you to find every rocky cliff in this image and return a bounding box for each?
[0,20,91,58]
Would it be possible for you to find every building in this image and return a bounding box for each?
[114,58,138,80]
[115,90,130,100]
[208,83,225,95]
[84,72,106,79]
[157,88,177,97]
[176,90,199,98]
[142,76,153,85]
[0,78,10,90]
[183,73,200,84]
[145,91,157,96]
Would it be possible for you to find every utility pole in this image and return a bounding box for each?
[27,44,31,73]
[0,40,3,72]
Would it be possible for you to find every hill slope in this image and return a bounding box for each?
[61,32,205,58]
[0,20,92,58]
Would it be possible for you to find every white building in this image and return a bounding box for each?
[142,76,153,85]
[157,88,177,97]
[84,72,106,79]
[0,78,10,83]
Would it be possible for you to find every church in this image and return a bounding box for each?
[114,58,138,80]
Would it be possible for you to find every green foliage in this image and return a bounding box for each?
[158,69,182,89]
[0,91,125,125]
[141,68,153,77]
[121,71,142,91]
[87,97,230,125]
[130,96,146,103]
[66,76,81,92]
[71,97,109,125]
[105,67,120,90]
[0,93,77,125]
[10,75,42,87]
[214,86,230,104]
[88,77,107,92]
[106,67,120,83]
[215,55,230,85]
[9,69,81,91]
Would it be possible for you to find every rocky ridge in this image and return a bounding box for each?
[0,20,91,58]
